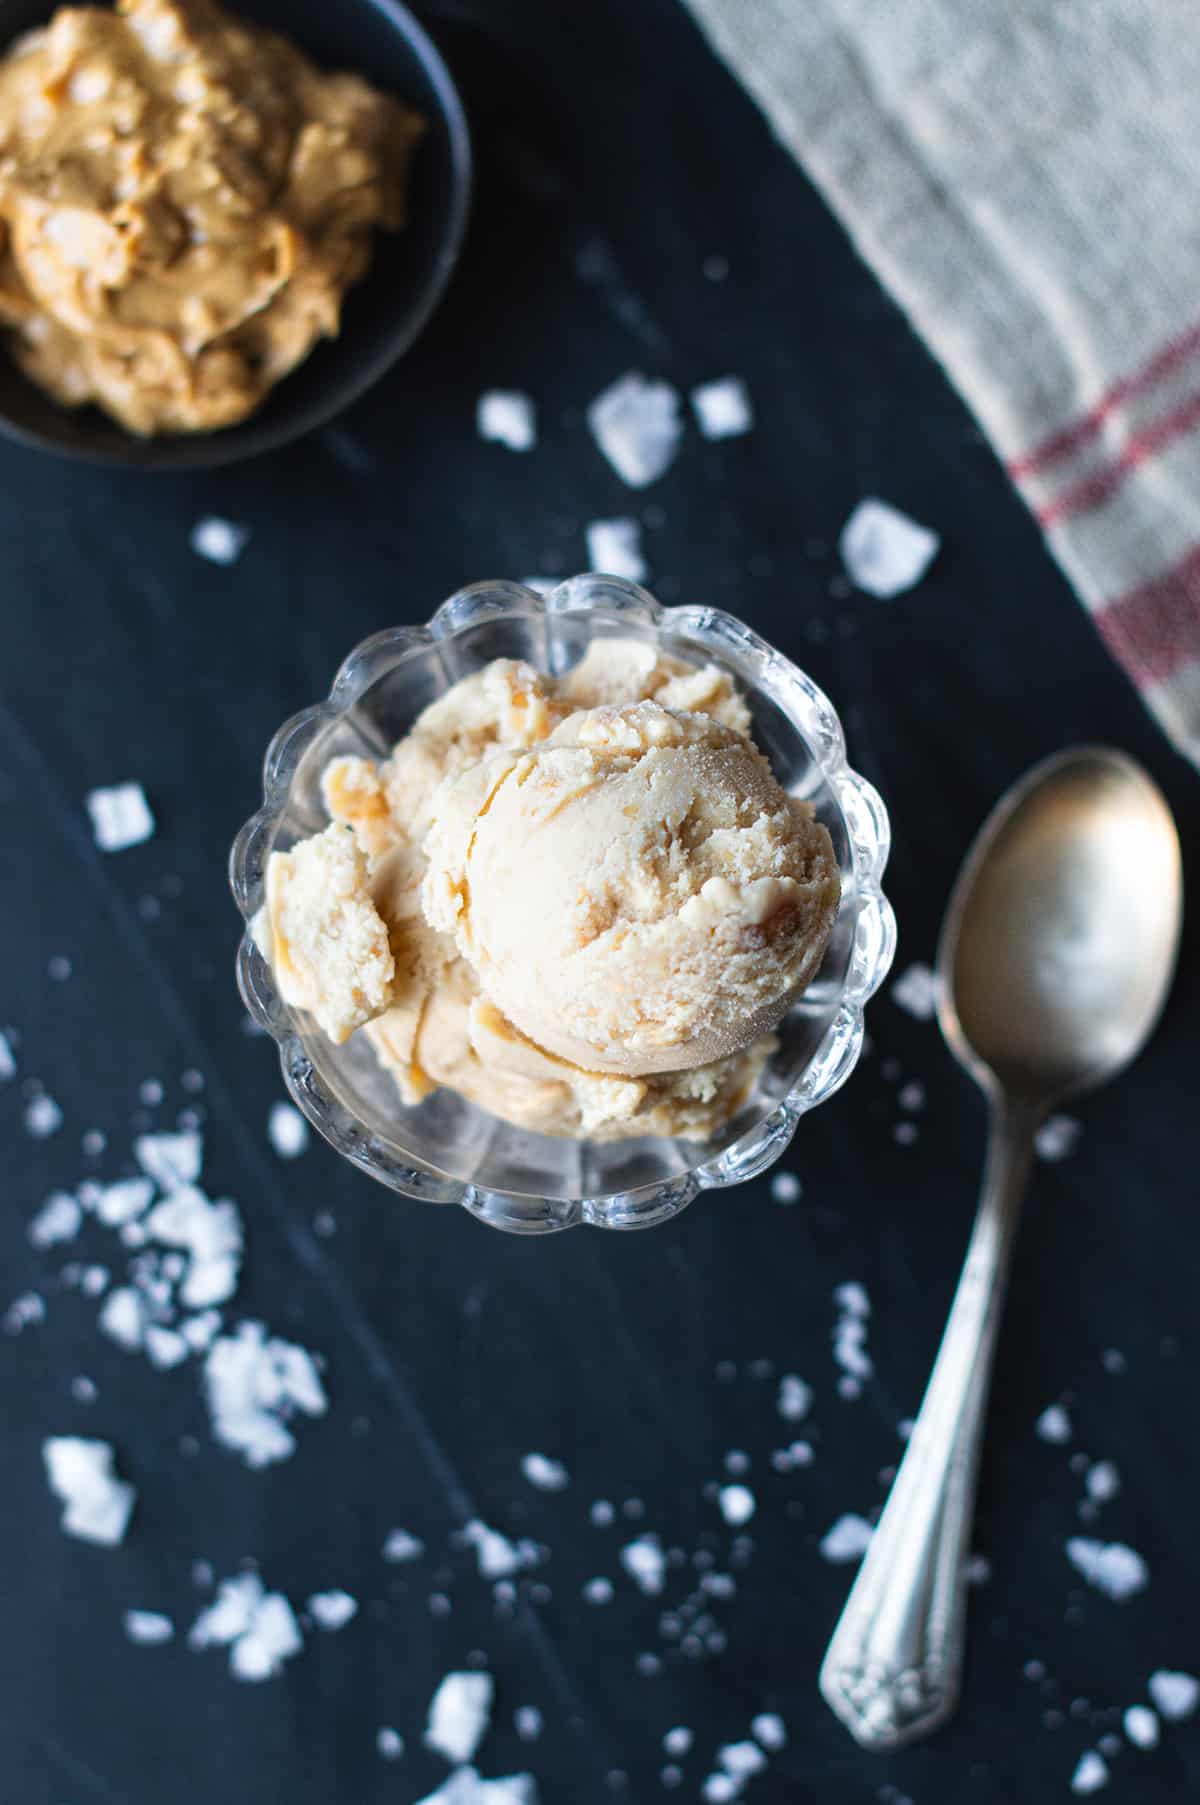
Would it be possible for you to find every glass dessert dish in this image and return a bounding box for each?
[230,578,895,1233]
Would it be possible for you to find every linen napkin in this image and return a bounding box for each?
[683,0,1200,767]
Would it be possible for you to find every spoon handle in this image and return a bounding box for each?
[818,1094,1039,1750]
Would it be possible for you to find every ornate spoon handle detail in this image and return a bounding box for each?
[819,1095,1038,1750]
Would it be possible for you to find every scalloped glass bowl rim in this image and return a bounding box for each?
[230,577,896,1232]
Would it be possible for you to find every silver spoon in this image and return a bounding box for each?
[819,745,1182,1750]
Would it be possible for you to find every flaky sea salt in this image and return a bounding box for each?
[718,1485,756,1527]
[25,1094,63,1138]
[1085,1461,1120,1504]
[1036,1116,1081,1162]
[307,1589,358,1630]
[43,1437,135,1545]
[144,1324,189,1370]
[135,1131,202,1190]
[267,1102,309,1160]
[425,1671,494,1764]
[718,1741,766,1780]
[414,1771,537,1805]
[777,1374,811,1422]
[833,1282,873,1393]
[477,391,537,452]
[701,1776,738,1804]
[1066,1538,1149,1600]
[691,377,753,440]
[462,1519,536,1580]
[620,1533,666,1595]
[770,1171,801,1205]
[87,783,155,852]
[203,1321,326,1468]
[5,1290,45,1332]
[1070,1751,1109,1795]
[1123,1705,1159,1748]
[820,1514,874,1564]
[191,516,250,566]
[751,1714,786,1752]
[583,1576,614,1604]
[382,1527,425,1563]
[29,1192,82,1248]
[1148,1670,1199,1720]
[587,372,683,487]
[98,1286,144,1352]
[585,517,647,583]
[189,1574,303,1681]
[514,1706,543,1742]
[1036,1404,1072,1444]
[521,1452,568,1492]
[95,1178,154,1227]
[892,963,938,1020]
[376,1727,405,1759]
[840,498,939,598]
[124,1609,174,1645]
[146,1184,241,1308]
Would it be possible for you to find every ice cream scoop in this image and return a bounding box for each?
[423,700,840,1075]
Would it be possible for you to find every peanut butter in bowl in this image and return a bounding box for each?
[0,0,425,435]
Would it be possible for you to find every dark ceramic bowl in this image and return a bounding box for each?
[0,0,471,468]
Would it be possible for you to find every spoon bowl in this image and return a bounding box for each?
[940,746,1183,1101]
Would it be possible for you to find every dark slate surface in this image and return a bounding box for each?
[1,2,1198,1802]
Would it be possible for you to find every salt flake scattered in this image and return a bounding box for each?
[462,1519,536,1580]
[770,1171,801,1204]
[382,1527,425,1563]
[230,1592,302,1682]
[43,1436,135,1545]
[124,1609,174,1645]
[376,1727,405,1759]
[1085,1461,1120,1504]
[583,1576,614,1605]
[307,1589,358,1630]
[891,963,938,1020]
[1036,1404,1072,1444]
[86,783,155,852]
[777,1374,811,1422]
[1065,1537,1149,1601]
[751,1714,786,1752]
[203,1321,327,1468]
[267,1101,309,1159]
[840,498,939,598]
[29,1191,82,1248]
[1148,1670,1199,1721]
[414,1771,537,1805]
[98,1286,144,1352]
[477,390,537,452]
[820,1513,874,1564]
[587,372,683,487]
[1070,1751,1109,1795]
[521,1452,568,1492]
[96,1178,155,1226]
[425,1670,494,1765]
[145,1184,241,1308]
[1123,1705,1159,1748]
[1036,1115,1081,1162]
[718,1484,756,1527]
[691,377,753,440]
[620,1533,666,1595]
[135,1131,202,1190]
[719,1741,765,1779]
[144,1324,189,1370]
[191,516,250,566]
[586,516,647,583]
[514,1705,543,1742]
[25,1093,63,1138]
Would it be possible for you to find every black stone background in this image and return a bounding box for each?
[1,3,1198,1802]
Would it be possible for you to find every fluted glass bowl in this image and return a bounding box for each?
[230,578,895,1233]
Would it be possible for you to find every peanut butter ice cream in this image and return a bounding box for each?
[257,639,841,1141]
[0,0,424,434]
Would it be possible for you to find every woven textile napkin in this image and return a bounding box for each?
[683,0,1200,766]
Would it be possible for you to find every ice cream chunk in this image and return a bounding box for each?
[423,700,840,1075]
[263,824,394,1043]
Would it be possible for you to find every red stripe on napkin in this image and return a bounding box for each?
[1096,545,1200,686]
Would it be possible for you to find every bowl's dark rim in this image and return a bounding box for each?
[0,0,473,470]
